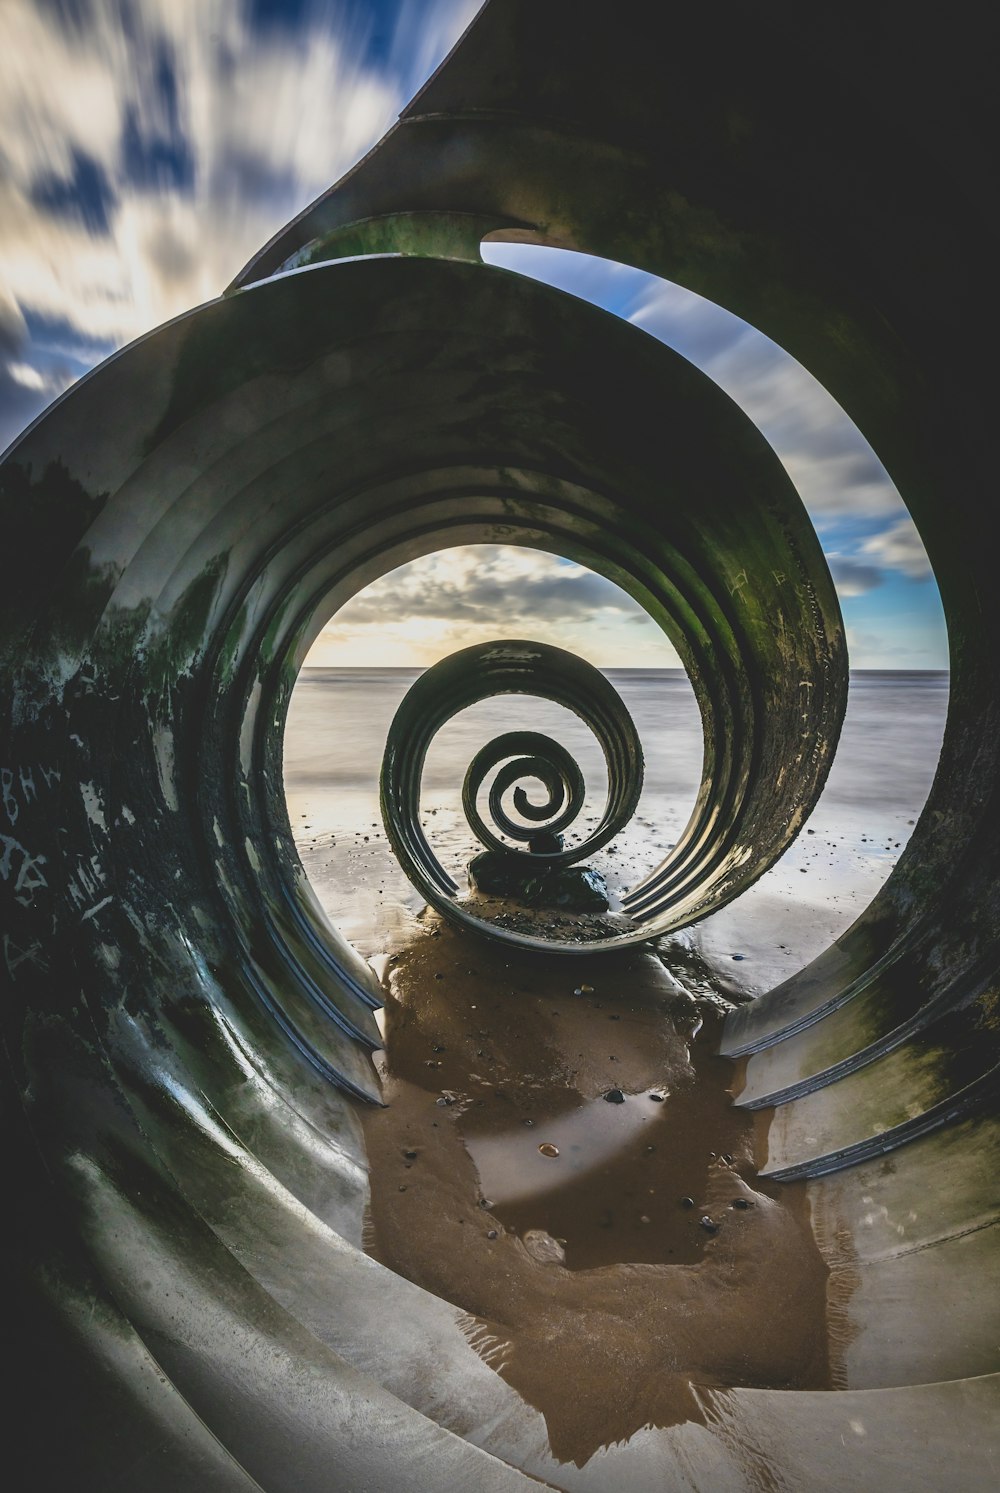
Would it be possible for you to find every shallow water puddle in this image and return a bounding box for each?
[463,1092,722,1269]
[361,916,834,1464]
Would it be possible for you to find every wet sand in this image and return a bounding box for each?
[284,670,946,1463]
[361,917,832,1467]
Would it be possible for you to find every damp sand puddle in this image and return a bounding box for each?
[361,919,833,1464]
[463,1093,712,1270]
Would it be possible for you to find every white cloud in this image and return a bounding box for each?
[630,285,905,522]
[486,247,911,529]
[309,545,681,668]
[860,516,933,580]
[5,361,47,391]
[0,0,472,353]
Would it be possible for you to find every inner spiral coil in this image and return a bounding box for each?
[380,639,644,926]
[463,730,586,852]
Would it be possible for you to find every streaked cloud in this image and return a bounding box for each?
[481,243,946,667]
[825,555,884,597]
[0,0,479,450]
[312,546,679,668]
[861,516,934,581]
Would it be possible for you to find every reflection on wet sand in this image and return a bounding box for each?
[361,918,833,1466]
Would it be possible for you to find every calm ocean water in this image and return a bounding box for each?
[284,669,949,982]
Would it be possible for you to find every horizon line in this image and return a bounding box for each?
[299,664,951,673]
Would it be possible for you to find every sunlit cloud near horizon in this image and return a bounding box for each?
[1,0,947,670]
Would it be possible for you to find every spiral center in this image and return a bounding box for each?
[379,640,645,936]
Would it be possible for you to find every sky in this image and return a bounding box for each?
[1,0,947,670]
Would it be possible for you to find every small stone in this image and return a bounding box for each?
[522,1118,534,1126]
[574,983,595,996]
[639,1215,651,1225]
[539,1143,560,1157]
[644,1144,655,1153]
[432,1044,445,1053]
[523,1229,566,1263]
[680,1197,695,1208]
[402,1149,418,1160]
[487,1229,498,1240]
[699,1216,718,1233]
[604,1088,625,1104]
[479,1197,494,1208]
[398,1185,407,1192]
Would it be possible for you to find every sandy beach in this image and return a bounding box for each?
[284,667,947,1464]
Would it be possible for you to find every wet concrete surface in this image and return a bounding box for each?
[361,917,833,1466]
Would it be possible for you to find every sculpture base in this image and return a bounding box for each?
[467,850,611,911]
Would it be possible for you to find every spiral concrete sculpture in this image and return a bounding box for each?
[380,640,646,919]
[3,1,998,1487]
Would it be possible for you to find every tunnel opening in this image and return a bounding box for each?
[282,543,700,957]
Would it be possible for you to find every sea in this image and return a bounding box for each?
[284,669,949,990]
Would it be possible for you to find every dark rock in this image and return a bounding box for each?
[604,1088,625,1104]
[467,849,610,911]
[680,1197,695,1208]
